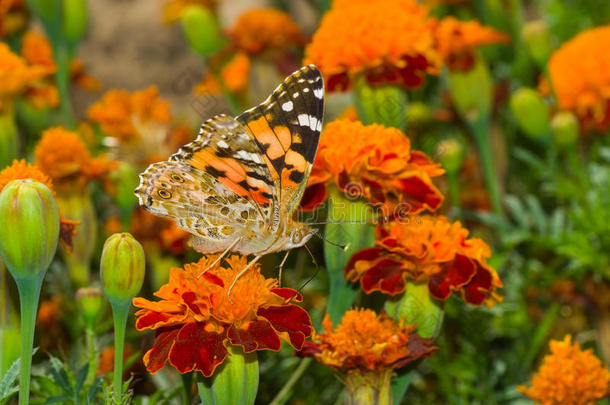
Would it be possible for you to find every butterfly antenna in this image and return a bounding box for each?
[314,232,350,251]
[297,262,320,295]
[304,243,318,268]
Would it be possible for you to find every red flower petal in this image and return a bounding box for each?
[135,311,179,330]
[271,288,303,302]
[182,292,203,315]
[143,327,180,374]
[360,258,406,295]
[428,253,475,300]
[396,175,443,213]
[257,305,312,349]
[228,320,281,352]
[344,247,385,280]
[300,182,328,211]
[463,261,493,305]
[168,322,228,376]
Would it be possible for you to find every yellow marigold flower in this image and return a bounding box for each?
[0,160,79,249]
[0,43,49,104]
[304,0,440,91]
[229,8,303,55]
[221,52,250,93]
[20,30,56,72]
[518,335,610,405]
[133,254,312,376]
[548,26,610,131]
[34,126,115,188]
[302,309,436,373]
[434,17,509,71]
[162,0,218,24]
[87,86,171,141]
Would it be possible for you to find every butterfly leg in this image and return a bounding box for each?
[277,251,290,287]
[228,255,263,303]
[196,237,242,279]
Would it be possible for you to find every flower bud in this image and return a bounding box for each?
[448,57,492,124]
[510,88,550,139]
[405,102,431,130]
[436,138,464,173]
[0,179,59,281]
[522,20,553,69]
[551,111,579,147]
[62,0,88,43]
[100,233,145,305]
[180,5,225,57]
[76,286,105,327]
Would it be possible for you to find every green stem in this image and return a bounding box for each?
[16,275,44,405]
[447,169,461,218]
[469,119,503,217]
[269,358,312,405]
[85,327,96,386]
[181,372,193,405]
[110,302,129,402]
[52,41,75,127]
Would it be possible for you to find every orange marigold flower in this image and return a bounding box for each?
[0,43,49,104]
[518,335,610,405]
[34,126,115,187]
[0,0,28,37]
[23,83,60,109]
[133,254,312,376]
[434,17,509,71]
[0,159,80,249]
[20,30,56,72]
[162,0,218,24]
[70,59,101,92]
[301,119,444,218]
[194,73,222,95]
[548,26,610,131]
[303,0,440,91]
[87,86,171,142]
[221,52,250,93]
[345,216,503,307]
[36,296,63,326]
[97,344,136,376]
[229,8,303,55]
[301,309,436,373]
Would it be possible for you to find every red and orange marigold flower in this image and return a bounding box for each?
[304,0,441,91]
[345,216,502,307]
[229,8,303,55]
[133,254,313,376]
[434,17,509,71]
[301,309,436,373]
[518,335,610,405]
[221,52,250,93]
[548,25,610,131]
[0,42,50,109]
[302,119,444,218]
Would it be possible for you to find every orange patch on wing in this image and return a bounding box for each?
[282,150,308,187]
[190,150,247,183]
[247,117,286,160]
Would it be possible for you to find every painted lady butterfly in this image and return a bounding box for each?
[135,65,324,292]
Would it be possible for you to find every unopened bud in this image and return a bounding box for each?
[100,233,145,305]
[551,111,579,147]
[522,20,553,69]
[510,88,550,139]
[76,286,105,327]
[180,5,225,57]
[62,0,88,43]
[437,138,464,173]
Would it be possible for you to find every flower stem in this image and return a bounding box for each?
[447,169,461,218]
[269,358,312,405]
[181,372,193,405]
[16,275,44,405]
[469,118,503,217]
[110,301,129,402]
[85,327,97,386]
[52,41,75,128]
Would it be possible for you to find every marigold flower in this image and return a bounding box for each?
[162,0,218,24]
[194,73,222,95]
[0,0,28,37]
[35,296,67,351]
[434,17,509,71]
[23,83,60,109]
[87,86,171,142]
[34,127,115,188]
[229,8,303,55]
[345,216,502,307]
[302,119,444,218]
[97,344,137,376]
[133,254,312,376]
[304,0,440,91]
[0,160,79,249]
[128,208,189,254]
[221,52,250,93]
[70,59,101,92]
[302,309,436,373]
[518,335,610,405]
[0,43,49,107]
[548,26,610,131]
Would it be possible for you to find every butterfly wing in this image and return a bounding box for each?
[236,64,324,216]
[135,115,275,254]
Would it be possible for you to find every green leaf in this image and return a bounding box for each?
[48,356,73,395]
[0,356,20,400]
[86,377,103,405]
[504,195,529,229]
[524,195,547,235]
[75,364,88,397]
[45,396,73,404]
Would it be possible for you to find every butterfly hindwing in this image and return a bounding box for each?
[236,64,324,213]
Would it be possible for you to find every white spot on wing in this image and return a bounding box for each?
[282,101,293,112]
[314,88,324,99]
[310,116,318,131]
[217,140,229,148]
[298,114,309,127]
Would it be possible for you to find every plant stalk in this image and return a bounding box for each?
[110,302,129,402]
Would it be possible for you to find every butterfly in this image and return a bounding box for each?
[135,65,324,295]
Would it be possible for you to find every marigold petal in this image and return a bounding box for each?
[428,253,475,300]
[257,305,312,350]
[360,258,407,295]
[142,327,180,374]
[270,288,302,302]
[462,261,493,306]
[228,320,281,353]
[168,322,228,376]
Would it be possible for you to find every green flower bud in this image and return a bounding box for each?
[522,20,553,69]
[448,56,492,124]
[62,0,88,43]
[76,286,105,327]
[509,88,550,139]
[437,138,465,173]
[551,111,579,147]
[0,179,60,281]
[405,102,431,130]
[100,233,145,305]
[180,5,225,57]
